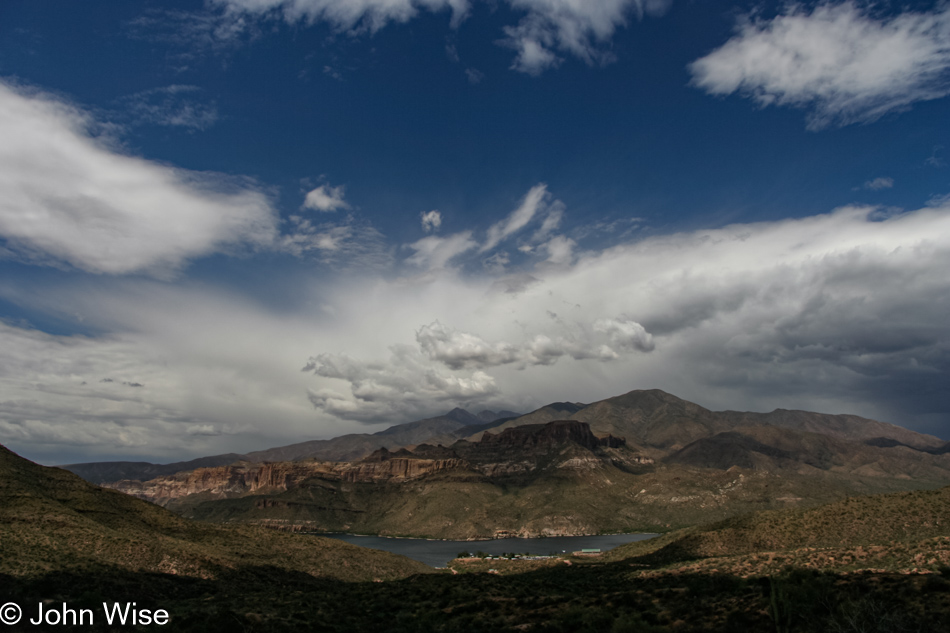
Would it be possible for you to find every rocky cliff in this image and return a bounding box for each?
[107,421,640,509]
[109,455,470,506]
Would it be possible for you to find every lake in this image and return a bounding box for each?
[319,533,658,568]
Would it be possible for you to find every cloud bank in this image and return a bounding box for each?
[2,179,949,461]
[690,2,950,129]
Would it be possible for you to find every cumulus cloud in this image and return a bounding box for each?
[690,2,950,129]
[416,322,522,369]
[320,201,950,430]
[303,346,498,421]
[864,176,894,190]
[0,80,277,276]
[415,319,647,370]
[420,209,442,232]
[593,317,654,352]
[302,184,350,212]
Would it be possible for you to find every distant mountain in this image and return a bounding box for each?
[64,407,522,484]
[477,409,521,423]
[105,408,950,539]
[481,389,944,453]
[62,453,249,485]
[664,425,950,480]
[242,407,517,463]
[0,443,430,581]
[76,388,950,539]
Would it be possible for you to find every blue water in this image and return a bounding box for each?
[319,533,657,568]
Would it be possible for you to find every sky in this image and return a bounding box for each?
[0,0,948,466]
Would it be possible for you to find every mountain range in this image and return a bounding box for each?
[60,389,950,539]
[64,408,519,484]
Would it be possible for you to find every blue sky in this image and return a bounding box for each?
[0,0,948,465]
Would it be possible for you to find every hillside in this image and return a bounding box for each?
[604,485,950,573]
[0,443,431,582]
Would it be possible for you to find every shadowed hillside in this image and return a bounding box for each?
[0,444,431,582]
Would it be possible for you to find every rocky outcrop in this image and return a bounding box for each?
[339,456,467,482]
[108,455,469,506]
[478,420,625,452]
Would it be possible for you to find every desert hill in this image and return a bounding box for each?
[0,443,430,582]
[603,483,950,580]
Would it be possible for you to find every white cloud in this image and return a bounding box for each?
[593,317,654,352]
[540,234,576,266]
[501,0,664,75]
[0,281,361,463]
[690,2,950,129]
[209,0,663,74]
[864,176,894,190]
[482,183,552,252]
[4,184,950,462]
[187,424,220,436]
[531,205,564,242]
[309,201,950,428]
[280,214,393,269]
[420,209,442,232]
[416,321,522,369]
[302,184,350,212]
[0,80,277,276]
[415,319,645,370]
[213,0,470,32]
[303,345,498,421]
[406,231,478,269]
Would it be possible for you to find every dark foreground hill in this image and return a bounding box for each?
[605,485,950,572]
[3,482,950,632]
[0,443,431,582]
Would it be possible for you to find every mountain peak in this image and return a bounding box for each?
[445,408,479,424]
